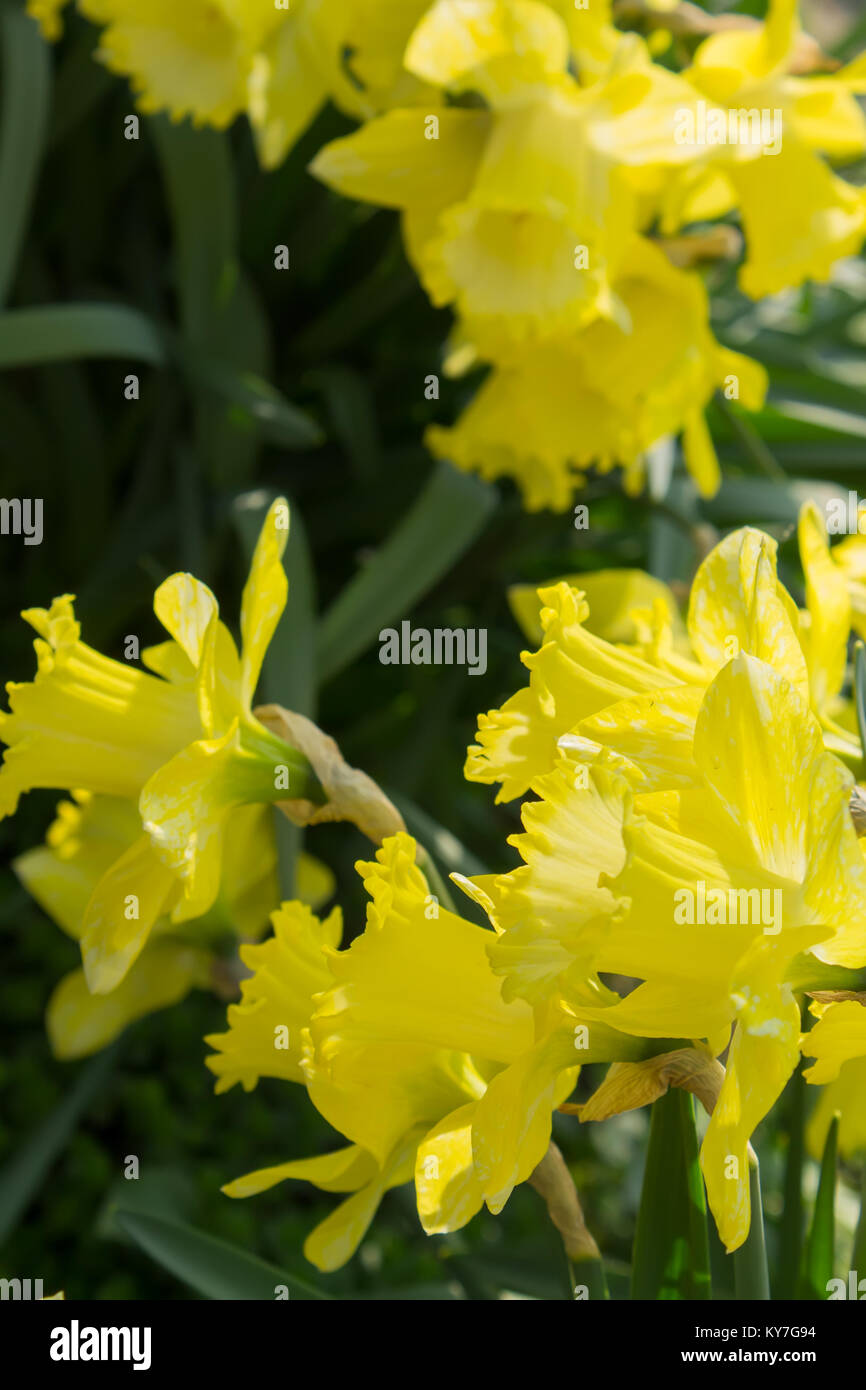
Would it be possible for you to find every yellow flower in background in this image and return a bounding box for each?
[424,239,767,507]
[802,999,866,1158]
[1,498,320,993]
[27,0,68,40]
[673,0,866,297]
[14,791,334,1059]
[571,654,866,1250]
[27,0,436,169]
[809,514,866,643]
[312,11,732,360]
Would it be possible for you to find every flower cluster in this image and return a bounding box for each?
[28,0,866,509]
[198,504,866,1265]
[7,493,866,1268]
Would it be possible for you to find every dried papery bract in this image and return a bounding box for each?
[256,704,406,845]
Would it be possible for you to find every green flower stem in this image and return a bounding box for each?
[733,1154,771,1301]
[632,1088,711,1300]
[852,1164,866,1276]
[776,1063,806,1299]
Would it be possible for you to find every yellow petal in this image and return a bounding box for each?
[405,0,569,92]
[508,569,684,648]
[476,759,627,1003]
[80,0,248,128]
[415,1101,485,1234]
[693,654,821,879]
[205,900,343,1093]
[80,835,177,993]
[301,1133,420,1272]
[47,941,208,1060]
[801,998,866,1085]
[310,108,490,211]
[13,794,142,939]
[471,1028,579,1213]
[0,596,200,817]
[805,1054,866,1160]
[701,985,801,1252]
[798,500,851,714]
[686,528,809,698]
[731,137,866,299]
[153,573,218,671]
[247,17,327,169]
[26,0,68,40]
[239,497,290,711]
[222,1144,378,1198]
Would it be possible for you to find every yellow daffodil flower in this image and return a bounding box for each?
[210,832,599,1267]
[312,9,735,362]
[14,790,334,1059]
[802,998,866,1158]
[468,512,863,802]
[675,0,866,297]
[27,0,436,169]
[212,829,673,1255]
[571,654,866,1250]
[1,498,321,992]
[424,239,766,506]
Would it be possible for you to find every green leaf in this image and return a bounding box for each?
[733,1154,771,1301]
[307,365,382,481]
[180,351,323,449]
[852,1164,866,1281]
[802,1112,839,1300]
[775,1064,806,1300]
[317,461,497,682]
[702,477,846,528]
[115,1210,332,1300]
[149,117,237,346]
[0,1045,118,1244]
[774,398,866,440]
[714,394,787,481]
[0,304,166,368]
[631,1089,712,1300]
[0,1,50,306]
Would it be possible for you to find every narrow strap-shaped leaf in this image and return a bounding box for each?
[733,1154,771,1300]
[714,393,787,481]
[802,1112,839,1300]
[776,1063,806,1299]
[149,117,237,346]
[852,1165,866,1281]
[0,304,166,368]
[317,461,496,682]
[632,1089,711,1299]
[0,1045,118,1243]
[115,1210,332,1301]
[0,1,50,305]
[180,350,323,449]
